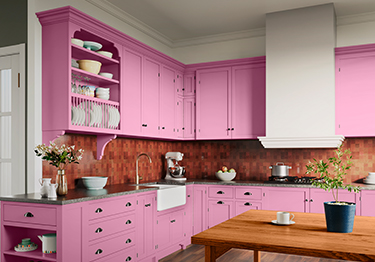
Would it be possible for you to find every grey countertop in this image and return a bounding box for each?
[1,179,374,205]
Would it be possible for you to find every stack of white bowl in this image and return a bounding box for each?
[365,172,375,185]
[96,87,110,100]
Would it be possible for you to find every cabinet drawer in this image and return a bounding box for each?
[208,186,234,199]
[88,213,136,241]
[87,195,136,220]
[88,231,135,261]
[235,187,262,200]
[3,203,57,226]
[95,247,136,262]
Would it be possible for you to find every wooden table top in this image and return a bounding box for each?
[191,210,375,261]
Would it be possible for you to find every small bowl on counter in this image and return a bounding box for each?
[77,60,102,74]
[82,176,108,190]
[216,172,236,181]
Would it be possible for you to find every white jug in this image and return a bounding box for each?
[48,183,58,199]
[38,233,56,254]
[39,178,52,198]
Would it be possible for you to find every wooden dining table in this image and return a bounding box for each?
[191,210,375,262]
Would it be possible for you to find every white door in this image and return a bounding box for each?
[0,53,25,195]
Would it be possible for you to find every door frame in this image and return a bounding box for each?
[0,43,26,193]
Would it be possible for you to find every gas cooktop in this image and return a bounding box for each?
[264,176,319,184]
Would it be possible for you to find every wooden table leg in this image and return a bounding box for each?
[205,245,231,262]
[254,250,261,262]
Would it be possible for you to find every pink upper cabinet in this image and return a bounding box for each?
[336,44,375,137]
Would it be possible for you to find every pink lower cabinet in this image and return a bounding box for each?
[263,187,309,213]
[136,191,157,261]
[192,185,207,235]
[207,185,235,228]
[309,188,360,215]
[234,186,263,216]
[361,190,375,216]
[1,201,83,262]
[182,185,193,245]
[83,194,137,262]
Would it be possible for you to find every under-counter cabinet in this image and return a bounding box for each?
[1,201,83,262]
[360,190,375,216]
[234,186,263,216]
[263,187,309,213]
[335,44,375,137]
[192,185,208,235]
[207,186,235,228]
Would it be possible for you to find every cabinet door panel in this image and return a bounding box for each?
[156,212,172,250]
[143,58,160,136]
[196,67,230,139]
[361,190,375,216]
[208,200,233,228]
[231,64,265,139]
[193,186,207,234]
[336,53,375,136]
[183,73,195,96]
[264,187,308,213]
[160,66,176,138]
[183,97,195,139]
[122,49,142,135]
[176,96,183,138]
[235,201,261,216]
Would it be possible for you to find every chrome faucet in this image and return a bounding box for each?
[136,153,152,184]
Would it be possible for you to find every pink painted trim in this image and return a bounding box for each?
[97,134,117,160]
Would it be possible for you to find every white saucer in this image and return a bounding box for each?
[364,179,375,185]
[272,220,295,226]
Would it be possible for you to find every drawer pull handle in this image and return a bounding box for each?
[125,238,132,244]
[95,228,103,233]
[95,249,103,255]
[126,256,132,261]
[217,201,224,204]
[217,191,224,194]
[24,212,34,218]
[95,208,103,213]
[244,202,252,206]
[145,203,151,207]
[125,220,132,225]
[244,192,252,196]
[171,219,176,223]
[125,202,132,207]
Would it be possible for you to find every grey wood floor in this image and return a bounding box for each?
[159,244,348,262]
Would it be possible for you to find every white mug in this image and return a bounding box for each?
[277,211,294,224]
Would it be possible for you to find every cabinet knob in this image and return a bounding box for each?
[244,192,252,196]
[125,220,132,225]
[227,128,230,131]
[310,199,313,202]
[125,202,132,207]
[145,203,151,207]
[182,88,185,91]
[182,127,185,130]
[125,238,132,244]
[217,201,224,204]
[217,191,224,194]
[171,219,176,223]
[244,202,252,206]
[24,212,34,217]
[126,256,132,261]
[95,249,103,255]
[231,128,234,131]
[305,199,308,202]
[95,207,103,213]
[162,127,165,130]
[95,227,103,233]
[142,124,147,127]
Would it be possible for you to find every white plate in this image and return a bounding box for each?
[364,179,375,185]
[271,220,295,226]
[114,107,120,128]
[71,107,76,125]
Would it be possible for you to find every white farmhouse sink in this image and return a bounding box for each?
[141,184,186,211]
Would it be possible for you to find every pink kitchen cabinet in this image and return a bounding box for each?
[361,190,375,216]
[176,96,184,139]
[183,73,196,97]
[183,185,194,244]
[193,185,208,235]
[309,188,360,215]
[183,97,196,139]
[335,44,375,137]
[263,187,309,213]
[235,200,262,216]
[207,199,234,228]
[196,67,231,139]
[234,186,263,216]
[160,66,177,138]
[136,191,156,260]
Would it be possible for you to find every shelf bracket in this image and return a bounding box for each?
[96,134,117,160]
[42,130,66,145]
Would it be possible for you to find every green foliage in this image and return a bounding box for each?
[305,144,360,203]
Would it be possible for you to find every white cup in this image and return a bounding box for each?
[277,211,294,224]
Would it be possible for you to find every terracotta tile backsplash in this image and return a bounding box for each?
[42,134,374,189]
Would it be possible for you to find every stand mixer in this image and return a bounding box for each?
[165,152,186,181]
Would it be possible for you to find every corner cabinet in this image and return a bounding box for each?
[196,57,266,140]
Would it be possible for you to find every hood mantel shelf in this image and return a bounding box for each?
[258,136,345,149]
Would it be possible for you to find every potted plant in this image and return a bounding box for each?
[306,144,360,233]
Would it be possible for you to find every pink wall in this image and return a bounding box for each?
[42,134,372,189]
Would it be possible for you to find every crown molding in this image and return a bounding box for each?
[258,136,345,149]
[337,11,375,26]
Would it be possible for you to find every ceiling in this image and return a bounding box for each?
[90,0,375,47]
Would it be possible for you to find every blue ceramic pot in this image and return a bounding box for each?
[324,201,356,233]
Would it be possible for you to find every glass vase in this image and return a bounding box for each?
[56,170,68,196]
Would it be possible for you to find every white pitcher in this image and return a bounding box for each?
[48,183,58,199]
[38,233,56,254]
[39,178,52,198]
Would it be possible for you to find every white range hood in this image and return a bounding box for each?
[258,3,344,149]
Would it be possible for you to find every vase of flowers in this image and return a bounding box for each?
[35,142,84,196]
